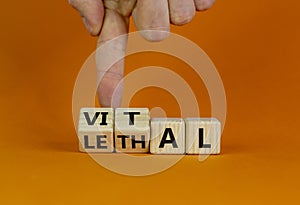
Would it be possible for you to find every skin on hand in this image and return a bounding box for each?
[69,0,215,108]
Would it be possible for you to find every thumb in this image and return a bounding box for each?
[96,9,129,108]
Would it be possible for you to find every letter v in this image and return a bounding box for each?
[83,112,100,125]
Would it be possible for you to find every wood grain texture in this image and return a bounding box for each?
[185,118,221,154]
[115,108,150,122]
[114,108,150,153]
[78,108,114,153]
[150,118,185,154]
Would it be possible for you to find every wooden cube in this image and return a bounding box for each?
[185,118,221,154]
[115,108,150,124]
[114,108,150,153]
[78,108,114,153]
[150,118,185,154]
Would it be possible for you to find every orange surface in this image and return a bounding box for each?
[1,0,300,204]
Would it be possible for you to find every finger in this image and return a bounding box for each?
[96,9,129,108]
[132,0,170,42]
[194,0,215,11]
[168,0,195,26]
[118,0,137,17]
[69,0,104,36]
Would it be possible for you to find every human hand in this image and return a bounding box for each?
[69,0,215,107]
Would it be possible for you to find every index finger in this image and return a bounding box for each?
[96,9,129,108]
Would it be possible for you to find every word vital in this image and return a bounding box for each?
[78,108,221,154]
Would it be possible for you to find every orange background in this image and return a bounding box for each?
[1,0,300,204]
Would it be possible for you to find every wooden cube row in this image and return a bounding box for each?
[78,108,221,154]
